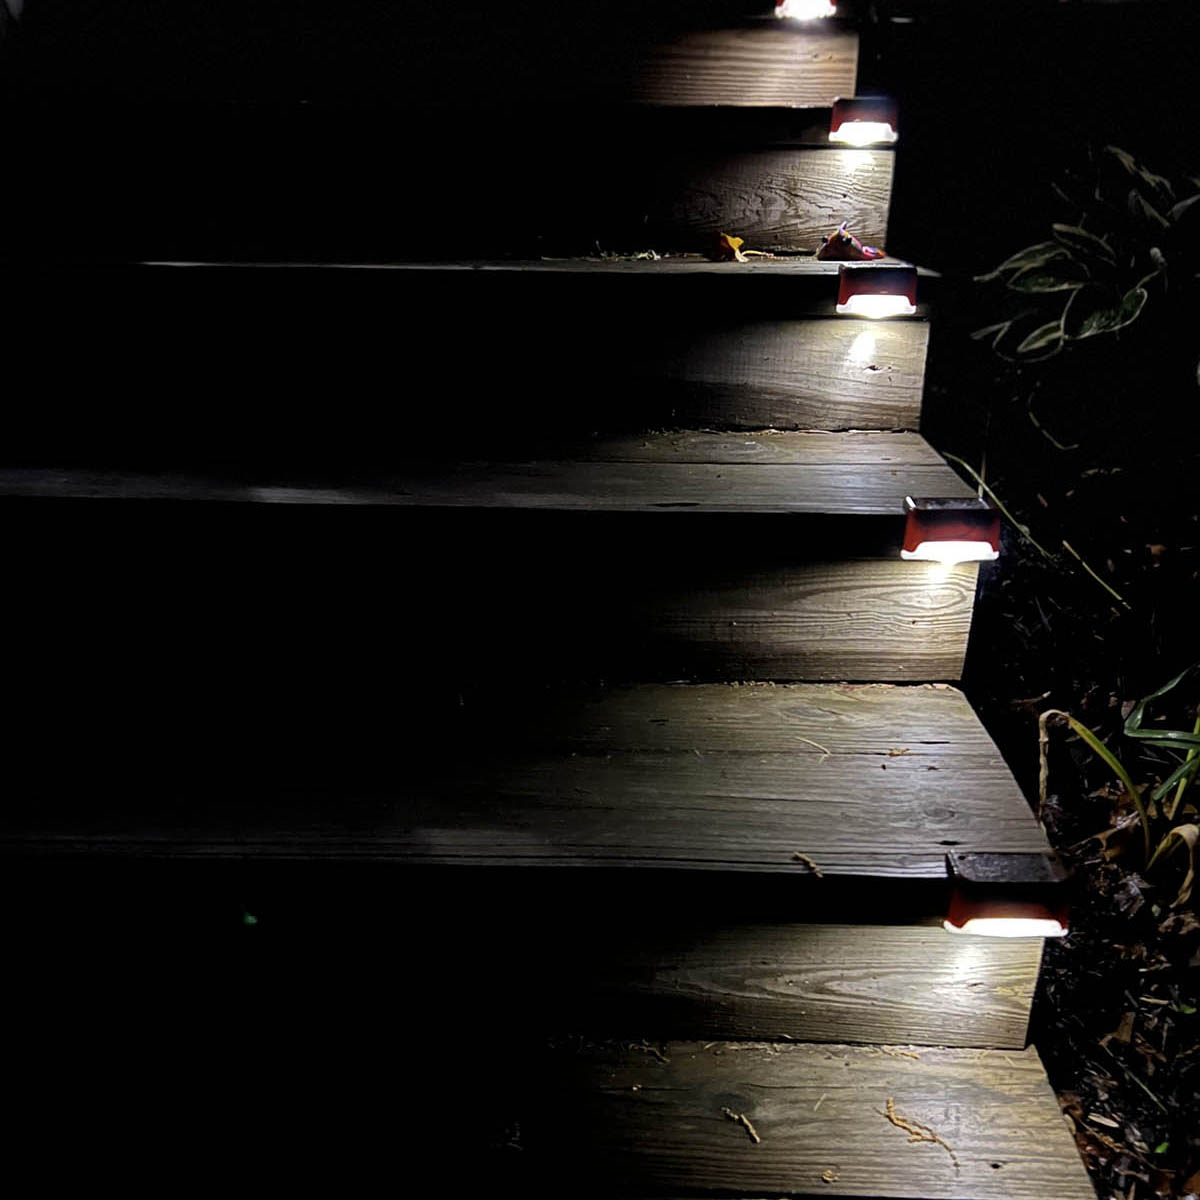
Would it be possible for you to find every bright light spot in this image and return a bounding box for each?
[776,0,836,19]
[836,294,916,319]
[847,330,877,365]
[901,540,999,564]
[830,121,898,147]
[944,917,1067,938]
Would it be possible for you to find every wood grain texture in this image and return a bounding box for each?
[646,147,893,251]
[475,682,1009,756]
[522,1041,1096,1198]
[632,26,858,107]
[629,321,930,431]
[638,558,978,681]
[4,684,1047,878]
[582,924,1042,1049]
[0,432,972,514]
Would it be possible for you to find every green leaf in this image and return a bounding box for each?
[1155,1141,1169,1154]
[1129,189,1170,231]
[975,241,1067,282]
[1007,260,1089,293]
[1044,709,1151,860]
[1179,1003,1197,1015]
[1053,223,1116,266]
[1062,284,1147,340]
[1124,663,1200,747]
[1016,320,1065,356]
[1169,194,1200,224]
[1105,145,1175,202]
[992,312,1063,362]
[970,320,1010,342]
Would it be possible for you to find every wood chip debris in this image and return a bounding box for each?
[814,1093,827,1112]
[629,1040,669,1064]
[797,736,832,758]
[879,1047,921,1060]
[888,747,912,756]
[791,852,824,877]
[882,1098,959,1168]
[721,1107,761,1144]
[821,1168,840,1183]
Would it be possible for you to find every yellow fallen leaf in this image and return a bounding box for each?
[715,232,748,263]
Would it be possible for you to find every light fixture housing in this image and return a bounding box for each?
[901,496,1000,563]
[830,96,899,146]
[944,851,1070,938]
[775,0,837,18]
[836,264,917,318]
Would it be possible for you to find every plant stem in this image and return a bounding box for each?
[942,453,1057,561]
[1061,540,1131,611]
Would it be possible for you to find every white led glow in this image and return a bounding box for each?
[829,121,899,146]
[836,294,916,319]
[776,0,836,19]
[847,330,877,365]
[901,540,999,564]
[944,917,1067,938]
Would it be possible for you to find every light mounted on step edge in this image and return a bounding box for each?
[775,0,837,19]
[901,496,1001,564]
[944,851,1071,938]
[830,96,899,146]
[836,265,917,318]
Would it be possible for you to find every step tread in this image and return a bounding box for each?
[0,432,971,515]
[145,256,931,277]
[6,684,1049,879]
[515,1039,1095,1199]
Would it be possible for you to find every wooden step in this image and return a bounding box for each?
[4,262,932,462]
[3,683,1045,877]
[4,683,1054,1049]
[5,101,891,259]
[0,429,971,511]
[1,432,979,686]
[500,1039,1096,1198]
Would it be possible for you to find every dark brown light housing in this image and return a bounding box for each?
[944,851,1070,938]
[836,264,918,318]
[902,496,1000,563]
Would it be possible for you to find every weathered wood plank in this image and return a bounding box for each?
[522,1041,1096,1199]
[632,26,858,107]
[0,432,972,513]
[578,923,1041,1049]
[472,682,1005,756]
[3,679,1046,878]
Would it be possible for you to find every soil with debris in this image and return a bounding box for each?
[924,260,1200,1200]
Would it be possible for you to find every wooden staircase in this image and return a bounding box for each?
[1,4,1096,1197]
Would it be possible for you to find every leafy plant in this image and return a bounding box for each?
[975,146,1200,365]
[1040,663,1200,907]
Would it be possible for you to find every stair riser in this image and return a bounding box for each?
[6,271,928,461]
[539,924,1042,1051]
[10,134,892,259]
[9,14,857,109]
[8,530,976,760]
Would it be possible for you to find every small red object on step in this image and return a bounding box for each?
[817,222,886,261]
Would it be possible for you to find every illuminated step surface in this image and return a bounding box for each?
[0,430,967,513]
[4,683,1047,878]
[496,1039,1096,1199]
